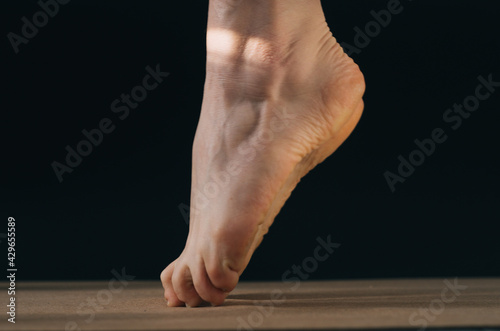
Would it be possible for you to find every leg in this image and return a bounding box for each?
[161,0,365,307]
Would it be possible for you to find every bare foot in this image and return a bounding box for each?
[161,0,365,307]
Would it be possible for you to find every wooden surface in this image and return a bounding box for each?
[1,278,499,330]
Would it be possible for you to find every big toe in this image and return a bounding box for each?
[190,259,229,306]
[205,254,241,294]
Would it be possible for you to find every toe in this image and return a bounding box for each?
[172,264,203,307]
[205,256,240,294]
[191,259,229,306]
[160,261,184,307]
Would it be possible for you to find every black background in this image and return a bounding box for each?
[1,0,499,281]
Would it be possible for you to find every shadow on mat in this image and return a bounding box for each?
[224,292,486,309]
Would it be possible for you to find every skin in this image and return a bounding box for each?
[161,0,365,307]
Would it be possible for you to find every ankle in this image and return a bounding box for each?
[208,0,325,33]
[205,4,334,97]
[206,0,328,68]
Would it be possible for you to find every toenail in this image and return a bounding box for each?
[185,303,192,308]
